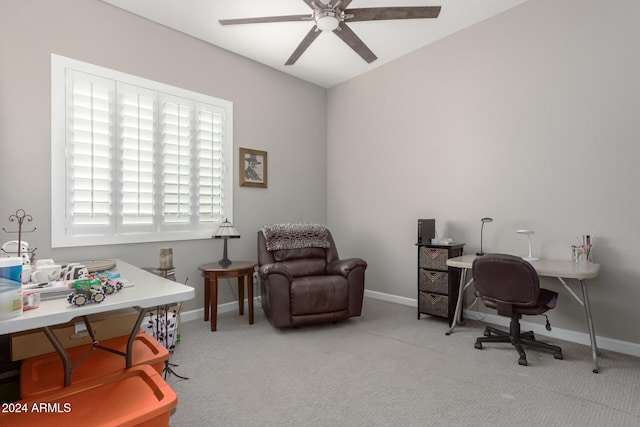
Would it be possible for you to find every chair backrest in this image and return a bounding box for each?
[257,226,340,278]
[472,254,540,315]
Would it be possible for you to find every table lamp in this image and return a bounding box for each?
[213,218,240,267]
[477,217,493,256]
[516,229,539,261]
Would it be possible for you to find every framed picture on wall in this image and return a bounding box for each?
[239,147,268,188]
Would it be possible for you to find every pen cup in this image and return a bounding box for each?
[572,245,593,263]
[571,245,580,262]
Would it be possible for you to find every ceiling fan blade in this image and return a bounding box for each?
[219,14,312,25]
[285,27,321,65]
[333,23,377,64]
[331,0,353,8]
[344,6,441,22]
[303,0,352,10]
[301,0,317,10]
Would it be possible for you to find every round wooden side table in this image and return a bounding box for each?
[198,261,257,331]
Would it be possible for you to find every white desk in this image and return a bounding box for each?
[0,259,195,385]
[445,255,601,373]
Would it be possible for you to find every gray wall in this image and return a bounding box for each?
[327,0,640,348]
[0,0,327,312]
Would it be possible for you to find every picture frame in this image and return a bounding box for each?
[239,147,268,188]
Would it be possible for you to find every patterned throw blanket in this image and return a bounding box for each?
[261,223,330,251]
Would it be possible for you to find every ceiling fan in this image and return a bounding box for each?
[219,0,441,65]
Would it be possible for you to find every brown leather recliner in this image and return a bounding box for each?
[257,224,367,328]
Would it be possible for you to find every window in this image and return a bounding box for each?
[51,55,233,247]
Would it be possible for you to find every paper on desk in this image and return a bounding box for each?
[22,280,135,300]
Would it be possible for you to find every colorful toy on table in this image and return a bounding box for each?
[66,278,106,306]
[66,269,125,306]
[95,270,124,295]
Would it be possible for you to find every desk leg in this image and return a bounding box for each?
[248,272,254,325]
[446,268,467,336]
[203,275,210,322]
[42,326,72,387]
[41,308,148,388]
[126,308,147,368]
[238,275,245,316]
[210,274,218,331]
[580,279,600,373]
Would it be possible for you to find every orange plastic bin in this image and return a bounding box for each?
[0,365,177,427]
[21,331,168,399]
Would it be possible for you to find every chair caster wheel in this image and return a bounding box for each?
[474,341,483,349]
[592,368,599,373]
[554,352,563,360]
[518,357,528,366]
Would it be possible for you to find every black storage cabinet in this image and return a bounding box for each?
[417,243,464,324]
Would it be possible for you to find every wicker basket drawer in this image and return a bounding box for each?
[419,247,449,270]
[419,269,448,294]
[419,292,449,318]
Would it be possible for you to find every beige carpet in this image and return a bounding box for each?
[167,298,640,426]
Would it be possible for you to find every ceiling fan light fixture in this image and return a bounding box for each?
[316,11,340,31]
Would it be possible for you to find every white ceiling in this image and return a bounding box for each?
[100,0,528,88]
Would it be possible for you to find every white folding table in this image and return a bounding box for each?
[0,259,195,385]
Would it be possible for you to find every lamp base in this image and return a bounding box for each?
[522,256,540,261]
[476,252,485,256]
[219,238,232,267]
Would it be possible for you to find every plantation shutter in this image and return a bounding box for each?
[52,55,233,247]
[118,84,157,231]
[196,104,225,224]
[161,95,193,226]
[66,70,114,234]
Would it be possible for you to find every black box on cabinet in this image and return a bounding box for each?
[417,219,436,244]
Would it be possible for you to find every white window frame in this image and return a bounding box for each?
[51,54,233,248]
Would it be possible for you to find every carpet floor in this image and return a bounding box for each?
[167,298,640,426]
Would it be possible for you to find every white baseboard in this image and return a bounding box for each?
[180,291,640,358]
[180,298,258,324]
[364,289,417,306]
[363,289,640,358]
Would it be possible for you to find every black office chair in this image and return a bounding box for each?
[472,253,563,366]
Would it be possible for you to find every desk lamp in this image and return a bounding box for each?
[516,229,539,261]
[477,217,493,256]
[213,218,240,268]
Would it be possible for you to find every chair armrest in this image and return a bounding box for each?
[327,258,367,277]
[258,263,293,282]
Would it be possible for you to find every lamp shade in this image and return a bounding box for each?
[213,218,240,239]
